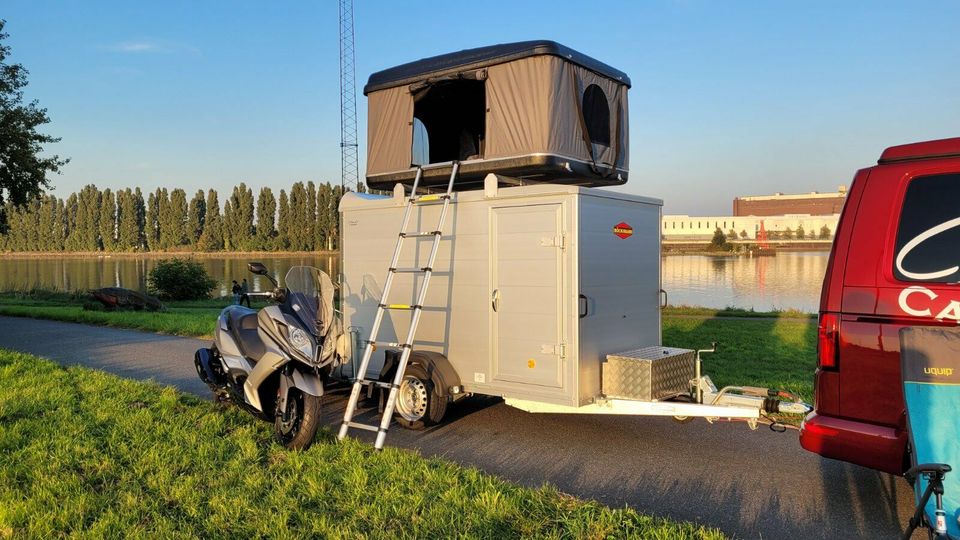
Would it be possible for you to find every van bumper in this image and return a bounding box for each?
[799,412,906,475]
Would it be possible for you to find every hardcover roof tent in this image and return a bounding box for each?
[364,40,631,190]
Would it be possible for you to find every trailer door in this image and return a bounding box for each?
[490,203,564,388]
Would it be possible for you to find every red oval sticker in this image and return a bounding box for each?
[613,222,633,239]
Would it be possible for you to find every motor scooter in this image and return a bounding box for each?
[194,263,343,449]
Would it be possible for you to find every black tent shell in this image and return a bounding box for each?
[364,40,632,94]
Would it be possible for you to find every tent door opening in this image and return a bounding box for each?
[490,203,565,389]
[412,79,485,166]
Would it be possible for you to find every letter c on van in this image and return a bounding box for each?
[899,286,937,317]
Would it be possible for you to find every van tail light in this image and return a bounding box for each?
[817,312,840,370]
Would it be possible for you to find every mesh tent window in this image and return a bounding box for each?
[582,84,610,146]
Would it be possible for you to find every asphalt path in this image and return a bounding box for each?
[0,316,920,539]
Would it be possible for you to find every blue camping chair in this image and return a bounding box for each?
[900,327,960,539]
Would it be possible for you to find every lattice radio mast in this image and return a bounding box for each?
[339,0,360,191]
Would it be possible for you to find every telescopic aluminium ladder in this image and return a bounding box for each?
[337,162,459,449]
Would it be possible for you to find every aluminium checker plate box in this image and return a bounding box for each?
[603,346,696,401]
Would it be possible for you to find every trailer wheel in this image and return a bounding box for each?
[394,363,447,430]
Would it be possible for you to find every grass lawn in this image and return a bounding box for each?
[0,348,724,539]
[0,289,817,403]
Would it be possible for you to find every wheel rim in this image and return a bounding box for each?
[276,390,303,440]
[395,375,429,422]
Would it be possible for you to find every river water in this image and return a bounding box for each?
[0,251,828,313]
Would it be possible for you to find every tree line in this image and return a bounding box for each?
[0,182,349,253]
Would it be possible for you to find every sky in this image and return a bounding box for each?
[3,1,959,215]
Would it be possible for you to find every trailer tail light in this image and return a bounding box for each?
[817,312,840,370]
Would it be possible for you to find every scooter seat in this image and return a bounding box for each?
[226,307,266,362]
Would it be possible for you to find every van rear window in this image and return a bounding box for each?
[894,173,960,283]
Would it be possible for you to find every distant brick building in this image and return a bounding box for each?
[733,187,847,216]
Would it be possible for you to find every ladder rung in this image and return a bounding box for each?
[367,340,411,349]
[390,267,430,273]
[345,421,383,433]
[357,379,398,390]
[380,304,421,310]
[412,194,450,204]
[400,231,441,238]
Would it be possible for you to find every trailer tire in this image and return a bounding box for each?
[394,362,447,430]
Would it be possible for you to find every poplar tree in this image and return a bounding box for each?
[133,188,146,250]
[157,188,177,249]
[117,188,139,250]
[225,183,254,251]
[256,187,276,250]
[63,193,77,249]
[37,195,56,251]
[187,189,205,246]
[288,182,308,251]
[199,189,223,251]
[316,183,333,250]
[305,181,317,251]
[99,188,116,251]
[277,189,290,250]
[146,190,161,250]
[52,196,65,250]
[167,188,188,247]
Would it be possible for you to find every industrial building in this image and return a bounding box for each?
[732,187,847,217]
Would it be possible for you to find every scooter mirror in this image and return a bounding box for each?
[247,262,269,276]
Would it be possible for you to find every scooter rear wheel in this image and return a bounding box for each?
[274,388,321,450]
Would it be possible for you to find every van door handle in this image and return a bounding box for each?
[579,294,589,318]
[491,289,500,312]
[659,289,668,309]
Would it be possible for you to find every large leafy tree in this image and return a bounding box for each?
[0,20,68,228]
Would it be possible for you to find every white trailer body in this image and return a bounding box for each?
[339,177,662,407]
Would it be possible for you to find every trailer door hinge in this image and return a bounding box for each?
[541,343,566,358]
[540,235,566,250]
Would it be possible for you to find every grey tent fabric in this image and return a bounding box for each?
[364,41,630,190]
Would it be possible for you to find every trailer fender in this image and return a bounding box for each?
[383,350,461,400]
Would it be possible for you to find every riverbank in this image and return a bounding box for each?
[0,348,722,538]
[0,291,816,403]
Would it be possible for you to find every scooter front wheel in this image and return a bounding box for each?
[274,388,321,450]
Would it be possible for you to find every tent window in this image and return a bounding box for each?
[412,79,485,164]
[582,84,610,146]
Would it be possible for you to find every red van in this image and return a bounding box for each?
[800,137,960,474]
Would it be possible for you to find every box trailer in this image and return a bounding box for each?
[340,175,661,408]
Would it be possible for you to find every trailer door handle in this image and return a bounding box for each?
[659,289,668,309]
[579,294,589,318]
[491,289,500,312]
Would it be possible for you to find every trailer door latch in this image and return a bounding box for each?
[540,235,565,249]
[541,343,566,357]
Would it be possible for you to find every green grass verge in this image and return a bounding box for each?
[0,348,724,539]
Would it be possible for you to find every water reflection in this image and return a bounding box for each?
[0,251,827,312]
[661,251,827,312]
[0,255,339,297]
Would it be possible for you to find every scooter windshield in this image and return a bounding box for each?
[283,266,321,331]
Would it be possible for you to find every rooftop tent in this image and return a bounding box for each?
[364,40,631,191]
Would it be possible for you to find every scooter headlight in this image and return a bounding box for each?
[290,327,313,359]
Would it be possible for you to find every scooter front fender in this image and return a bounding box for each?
[290,369,324,397]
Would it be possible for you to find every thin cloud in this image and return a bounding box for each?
[104,40,199,54]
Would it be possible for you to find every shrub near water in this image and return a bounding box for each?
[0,349,724,539]
[148,258,217,300]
